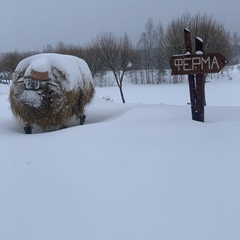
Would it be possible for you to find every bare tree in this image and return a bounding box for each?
[42,44,55,53]
[164,12,232,104]
[230,32,240,64]
[0,52,24,82]
[164,12,232,63]
[0,50,39,82]
[54,42,84,58]
[81,44,106,79]
[155,21,166,83]
[94,32,136,103]
[137,18,158,84]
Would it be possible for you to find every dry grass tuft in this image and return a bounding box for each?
[10,65,95,131]
[10,84,95,131]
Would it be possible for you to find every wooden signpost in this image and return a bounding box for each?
[170,53,228,75]
[170,28,228,122]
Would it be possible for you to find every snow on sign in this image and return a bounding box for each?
[170,53,228,75]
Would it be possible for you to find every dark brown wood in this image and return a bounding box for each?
[170,53,228,75]
[184,28,192,53]
[195,74,205,122]
[184,28,197,121]
[195,37,205,122]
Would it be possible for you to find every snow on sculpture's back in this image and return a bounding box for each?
[9,53,95,134]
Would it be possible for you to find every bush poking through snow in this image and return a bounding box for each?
[102,96,113,102]
[9,53,95,133]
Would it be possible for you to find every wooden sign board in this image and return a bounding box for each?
[170,53,228,75]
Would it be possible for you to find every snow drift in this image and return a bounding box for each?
[0,65,240,240]
[9,53,95,133]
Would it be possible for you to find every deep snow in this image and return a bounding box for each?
[0,66,240,240]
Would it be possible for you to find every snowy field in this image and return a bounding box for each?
[0,66,240,240]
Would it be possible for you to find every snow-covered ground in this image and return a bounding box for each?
[0,66,240,240]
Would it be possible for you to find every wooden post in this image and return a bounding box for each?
[195,37,205,122]
[184,28,197,120]
[170,29,228,123]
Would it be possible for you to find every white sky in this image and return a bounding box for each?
[1,0,240,52]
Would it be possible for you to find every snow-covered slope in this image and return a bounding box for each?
[0,66,240,240]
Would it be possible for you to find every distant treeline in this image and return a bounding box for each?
[1,13,240,87]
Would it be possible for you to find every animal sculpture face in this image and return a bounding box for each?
[21,70,55,90]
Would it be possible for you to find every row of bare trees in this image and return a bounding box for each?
[1,12,239,102]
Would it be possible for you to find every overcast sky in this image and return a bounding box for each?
[1,0,239,52]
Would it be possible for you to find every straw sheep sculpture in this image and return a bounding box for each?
[10,53,95,134]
